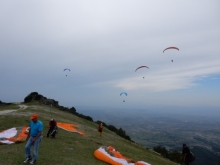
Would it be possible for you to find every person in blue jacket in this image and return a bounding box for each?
[24,114,43,164]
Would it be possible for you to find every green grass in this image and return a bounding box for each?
[0,104,20,110]
[0,103,177,165]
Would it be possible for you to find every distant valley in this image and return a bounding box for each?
[77,106,220,165]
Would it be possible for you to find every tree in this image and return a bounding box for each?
[153,146,168,158]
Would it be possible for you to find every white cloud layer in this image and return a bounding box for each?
[0,0,220,108]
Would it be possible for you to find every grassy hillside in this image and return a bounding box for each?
[0,102,177,165]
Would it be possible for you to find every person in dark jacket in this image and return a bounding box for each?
[46,119,57,138]
[182,143,191,165]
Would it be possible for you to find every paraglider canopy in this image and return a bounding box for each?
[120,92,128,96]
[63,68,70,71]
[163,47,179,62]
[163,47,179,53]
[135,66,149,72]
[135,66,149,79]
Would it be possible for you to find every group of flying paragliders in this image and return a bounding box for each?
[120,46,179,102]
[62,47,179,102]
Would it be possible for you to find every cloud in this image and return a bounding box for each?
[110,60,220,92]
[0,0,220,107]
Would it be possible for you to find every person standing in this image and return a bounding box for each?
[47,118,57,138]
[182,143,191,165]
[98,123,103,136]
[24,114,43,164]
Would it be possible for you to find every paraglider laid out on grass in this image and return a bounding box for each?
[0,127,29,144]
[94,146,151,165]
[0,122,85,145]
[57,122,85,136]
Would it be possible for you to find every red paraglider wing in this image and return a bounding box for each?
[163,47,179,53]
[135,66,149,72]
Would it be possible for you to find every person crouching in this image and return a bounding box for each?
[46,119,57,138]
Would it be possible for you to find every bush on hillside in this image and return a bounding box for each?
[116,128,131,141]
[96,121,132,141]
[96,120,107,127]
[35,94,44,100]
[153,146,169,157]
[78,114,93,121]
[24,92,44,103]
[0,100,12,106]
[70,107,76,113]
[168,150,181,163]
[107,125,118,132]
[153,146,181,164]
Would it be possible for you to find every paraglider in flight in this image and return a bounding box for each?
[120,92,127,102]
[163,46,179,62]
[163,47,179,53]
[63,68,70,76]
[135,66,149,79]
[120,92,127,96]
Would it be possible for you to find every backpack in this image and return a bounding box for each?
[189,151,195,163]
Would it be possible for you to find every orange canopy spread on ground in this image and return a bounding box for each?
[57,122,85,136]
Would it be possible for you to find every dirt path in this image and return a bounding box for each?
[0,103,28,115]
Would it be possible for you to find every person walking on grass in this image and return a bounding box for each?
[98,123,103,136]
[24,114,43,164]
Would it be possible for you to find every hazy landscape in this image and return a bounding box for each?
[77,105,220,165]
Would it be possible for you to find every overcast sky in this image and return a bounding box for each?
[1,0,220,110]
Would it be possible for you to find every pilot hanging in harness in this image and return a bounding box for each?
[47,119,57,138]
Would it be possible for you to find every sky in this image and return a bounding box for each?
[0,0,220,110]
